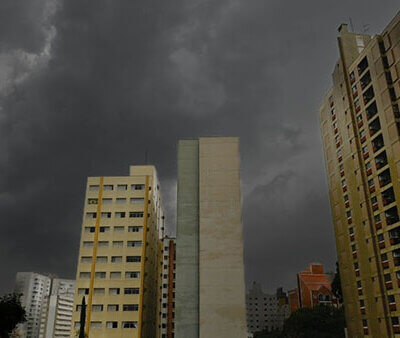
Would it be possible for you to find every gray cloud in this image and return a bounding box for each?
[0,0,399,294]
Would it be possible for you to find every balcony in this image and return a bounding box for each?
[357,118,364,128]
[360,131,367,143]
[374,215,382,230]
[357,56,369,75]
[390,303,397,312]
[371,198,379,211]
[363,147,370,159]
[349,72,356,84]
[360,71,371,89]
[369,118,381,136]
[363,86,375,105]
[366,101,378,120]
[366,164,372,176]
[393,249,400,266]
[386,206,399,226]
[372,134,384,153]
[360,307,366,315]
[389,228,400,245]
[375,151,388,170]
[382,187,395,206]
[350,233,355,242]
[386,281,393,290]
[355,269,360,277]
[378,169,391,188]
[345,200,350,208]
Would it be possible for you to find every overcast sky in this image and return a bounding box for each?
[0,0,399,294]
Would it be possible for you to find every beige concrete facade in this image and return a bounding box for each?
[71,165,164,338]
[175,137,247,338]
[198,137,247,337]
[319,11,400,337]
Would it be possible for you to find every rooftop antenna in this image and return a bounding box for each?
[349,17,355,32]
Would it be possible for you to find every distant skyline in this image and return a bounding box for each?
[0,0,399,294]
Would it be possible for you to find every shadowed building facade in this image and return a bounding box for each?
[71,165,164,338]
[319,11,400,337]
[175,137,247,338]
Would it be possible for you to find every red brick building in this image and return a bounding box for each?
[288,263,337,312]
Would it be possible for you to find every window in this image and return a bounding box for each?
[116,198,126,204]
[352,85,357,94]
[111,256,122,263]
[126,256,141,262]
[122,321,138,328]
[99,226,110,233]
[384,273,392,282]
[93,288,105,295]
[109,288,120,295]
[392,317,399,325]
[92,304,103,312]
[362,319,368,328]
[98,241,108,247]
[125,271,140,278]
[342,179,346,187]
[102,198,112,204]
[131,184,145,190]
[124,288,139,295]
[96,256,107,263]
[130,198,145,204]
[101,212,111,218]
[113,241,123,248]
[357,280,362,288]
[127,241,142,247]
[110,272,121,279]
[90,322,102,329]
[381,253,388,261]
[128,226,142,232]
[344,195,349,202]
[95,272,106,279]
[83,241,93,248]
[84,227,95,233]
[357,114,362,122]
[354,262,359,270]
[81,256,92,263]
[378,234,384,242]
[107,304,119,311]
[130,212,144,218]
[349,227,354,234]
[86,212,97,219]
[79,272,90,279]
[88,198,98,205]
[114,226,124,232]
[113,212,126,219]
[354,98,360,108]
[106,322,118,329]
[368,179,374,187]
[78,288,89,295]
[123,304,139,311]
[351,244,356,252]
[117,184,128,191]
[89,185,99,191]
[103,185,113,191]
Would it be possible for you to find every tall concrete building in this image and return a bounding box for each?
[39,278,75,338]
[15,272,52,338]
[71,165,164,338]
[175,137,247,338]
[319,11,400,337]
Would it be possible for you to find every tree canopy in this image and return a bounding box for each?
[254,305,345,338]
[0,293,26,338]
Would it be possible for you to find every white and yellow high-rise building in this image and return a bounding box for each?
[71,165,164,338]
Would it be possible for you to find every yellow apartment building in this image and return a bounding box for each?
[319,11,400,337]
[70,165,164,338]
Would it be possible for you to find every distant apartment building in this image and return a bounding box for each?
[319,10,400,337]
[288,263,336,312]
[39,278,75,338]
[15,272,52,338]
[71,165,164,338]
[246,282,289,334]
[175,137,247,338]
[158,236,176,338]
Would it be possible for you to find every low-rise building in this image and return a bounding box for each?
[246,282,289,334]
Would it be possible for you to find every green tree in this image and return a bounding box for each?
[0,293,26,338]
[331,262,343,304]
[283,305,345,338]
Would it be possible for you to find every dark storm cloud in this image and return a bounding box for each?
[0,0,399,294]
